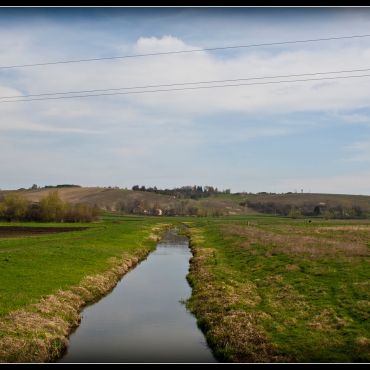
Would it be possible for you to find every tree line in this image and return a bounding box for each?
[131,185,231,199]
[117,198,225,217]
[0,191,100,222]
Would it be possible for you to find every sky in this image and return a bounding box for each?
[1,7,370,194]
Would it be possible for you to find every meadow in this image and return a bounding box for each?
[186,216,370,362]
[0,214,369,362]
[0,217,169,362]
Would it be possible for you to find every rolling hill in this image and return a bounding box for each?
[1,187,370,218]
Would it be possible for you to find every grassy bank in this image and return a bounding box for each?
[0,217,169,362]
[2,214,369,362]
[186,216,370,362]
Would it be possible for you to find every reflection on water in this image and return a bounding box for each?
[60,229,216,363]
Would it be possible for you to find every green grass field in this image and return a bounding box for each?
[0,217,168,318]
[0,214,369,362]
[0,216,174,362]
[186,216,370,362]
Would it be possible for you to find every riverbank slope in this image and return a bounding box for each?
[186,216,370,362]
[0,218,169,362]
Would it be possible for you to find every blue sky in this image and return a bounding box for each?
[1,7,370,194]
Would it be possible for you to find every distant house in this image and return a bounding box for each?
[314,202,327,215]
[154,208,163,216]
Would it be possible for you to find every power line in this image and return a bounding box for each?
[1,73,370,104]
[1,34,370,70]
[1,67,370,100]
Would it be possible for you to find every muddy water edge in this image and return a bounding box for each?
[59,228,216,363]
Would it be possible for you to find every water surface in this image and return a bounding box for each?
[60,230,216,363]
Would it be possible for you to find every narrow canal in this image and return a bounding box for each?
[60,229,216,363]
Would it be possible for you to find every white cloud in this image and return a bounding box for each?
[4,35,370,120]
[134,35,198,53]
[2,12,370,192]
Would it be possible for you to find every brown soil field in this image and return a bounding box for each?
[0,226,87,238]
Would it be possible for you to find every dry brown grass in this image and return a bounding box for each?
[246,223,370,245]
[285,264,301,272]
[317,225,370,231]
[245,193,370,212]
[307,308,352,332]
[223,225,370,258]
[206,310,287,363]
[147,224,172,242]
[355,337,370,351]
[0,310,69,363]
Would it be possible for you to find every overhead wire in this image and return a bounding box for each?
[1,33,370,70]
[1,73,370,104]
[1,67,370,101]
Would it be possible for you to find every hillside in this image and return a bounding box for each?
[240,192,370,218]
[1,187,370,218]
[0,187,249,216]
